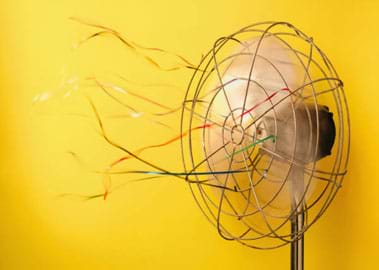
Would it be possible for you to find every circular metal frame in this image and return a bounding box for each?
[180,21,350,249]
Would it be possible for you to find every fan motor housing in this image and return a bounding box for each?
[262,103,336,164]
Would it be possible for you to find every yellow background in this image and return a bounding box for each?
[1,0,378,269]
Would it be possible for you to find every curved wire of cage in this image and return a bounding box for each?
[180,21,350,249]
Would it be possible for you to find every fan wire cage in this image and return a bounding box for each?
[180,21,350,269]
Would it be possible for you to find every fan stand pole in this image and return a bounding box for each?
[290,209,304,270]
[289,167,305,270]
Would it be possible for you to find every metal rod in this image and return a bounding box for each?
[291,211,304,270]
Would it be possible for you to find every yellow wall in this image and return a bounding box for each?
[1,0,378,269]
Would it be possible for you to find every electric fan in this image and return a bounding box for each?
[180,22,350,269]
